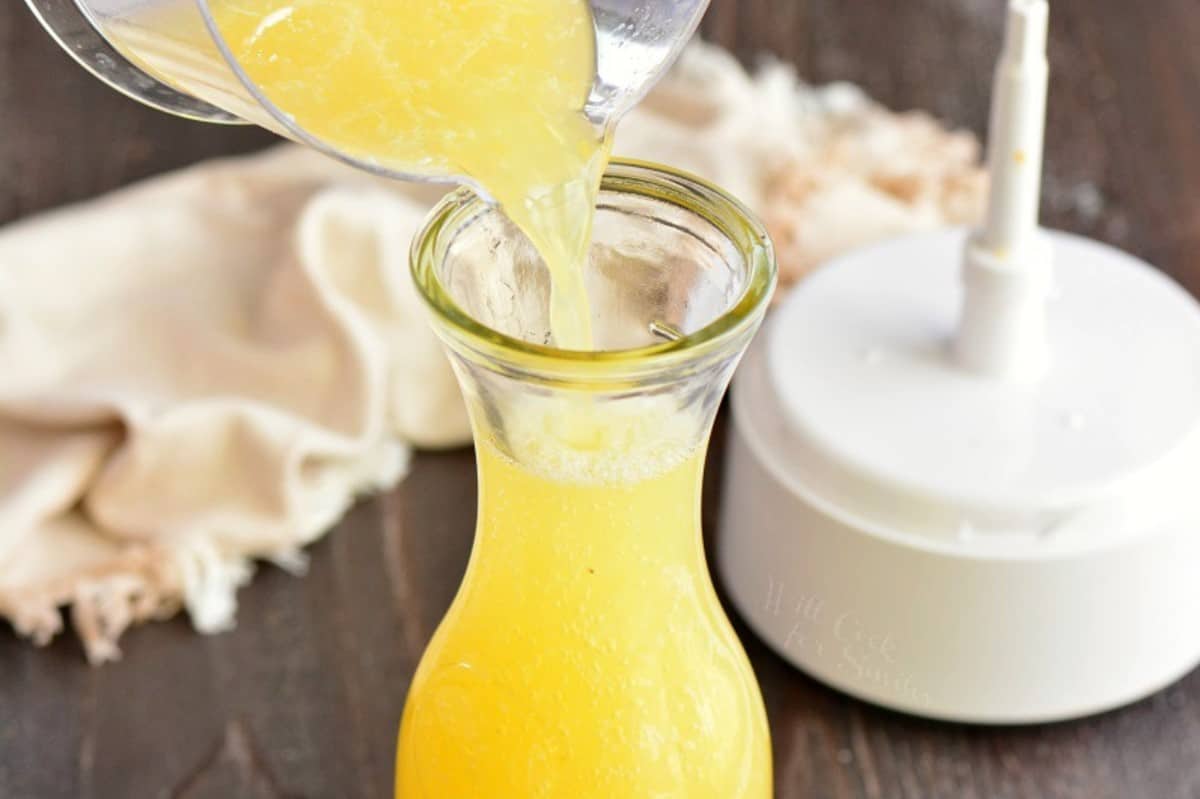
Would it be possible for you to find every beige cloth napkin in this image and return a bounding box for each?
[0,42,984,662]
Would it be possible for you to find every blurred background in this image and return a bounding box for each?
[2,0,1200,797]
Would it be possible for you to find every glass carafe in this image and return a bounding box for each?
[399,160,776,796]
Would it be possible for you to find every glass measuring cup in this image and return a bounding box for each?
[399,159,776,795]
[23,0,709,184]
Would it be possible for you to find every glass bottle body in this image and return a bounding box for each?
[398,161,776,797]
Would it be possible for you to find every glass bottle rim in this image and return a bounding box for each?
[410,159,777,382]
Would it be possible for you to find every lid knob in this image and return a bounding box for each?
[954,0,1052,381]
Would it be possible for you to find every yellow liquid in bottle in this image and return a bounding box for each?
[397,406,771,797]
[207,0,606,348]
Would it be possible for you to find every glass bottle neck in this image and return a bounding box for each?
[443,333,737,566]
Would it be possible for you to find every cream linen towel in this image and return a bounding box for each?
[0,146,471,663]
[0,42,984,662]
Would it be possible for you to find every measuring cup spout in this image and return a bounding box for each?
[586,0,711,127]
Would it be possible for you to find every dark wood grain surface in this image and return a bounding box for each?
[4,1,1200,797]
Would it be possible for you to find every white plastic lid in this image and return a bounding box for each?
[763,229,1200,551]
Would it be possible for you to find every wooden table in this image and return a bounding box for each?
[3,1,1200,797]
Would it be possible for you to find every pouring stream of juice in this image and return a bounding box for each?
[206,0,606,348]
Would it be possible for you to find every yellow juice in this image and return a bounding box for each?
[397,406,771,796]
[120,1,772,792]
[205,0,606,348]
